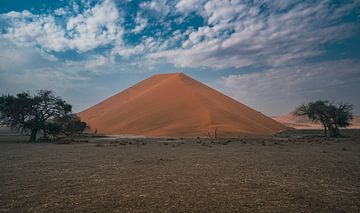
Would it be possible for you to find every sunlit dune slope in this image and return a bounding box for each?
[78,73,287,137]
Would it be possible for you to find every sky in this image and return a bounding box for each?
[0,0,359,115]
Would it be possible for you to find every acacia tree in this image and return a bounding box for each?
[51,114,88,136]
[326,103,353,136]
[0,90,73,141]
[293,100,353,137]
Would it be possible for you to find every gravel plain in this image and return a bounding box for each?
[0,129,359,212]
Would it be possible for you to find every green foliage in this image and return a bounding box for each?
[0,90,87,141]
[293,100,353,137]
[52,114,88,136]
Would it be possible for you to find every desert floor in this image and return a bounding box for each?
[0,129,359,212]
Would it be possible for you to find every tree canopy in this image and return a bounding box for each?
[293,100,353,137]
[0,90,87,141]
[51,114,87,136]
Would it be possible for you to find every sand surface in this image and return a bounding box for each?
[79,73,287,137]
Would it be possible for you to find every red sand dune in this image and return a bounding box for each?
[78,73,288,137]
[272,114,360,129]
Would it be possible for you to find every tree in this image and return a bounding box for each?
[52,114,88,136]
[0,90,72,141]
[293,101,330,136]
[293,100,353,137]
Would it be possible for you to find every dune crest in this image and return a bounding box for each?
[78,73,287,137]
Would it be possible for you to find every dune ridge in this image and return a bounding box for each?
[78,73,287,137]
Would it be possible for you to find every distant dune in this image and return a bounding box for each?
[78,73,287,137]
[272,114,360,129]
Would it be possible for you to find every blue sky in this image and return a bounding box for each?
[0,0,359,115]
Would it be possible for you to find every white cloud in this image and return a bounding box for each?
[2,10,33,18]
[152,0,360,69]
[64,55,114,71]
[1,0,359,71]
[1,0,123,53]
[215,60,360,115]
[113,35,174,58]
[65,0,123,52]
[175,0,207,16]
[204,0,247,25]
[131,13,148,33]
[54,8,67,16]
[115,44,145,58]
[140,0,170,18]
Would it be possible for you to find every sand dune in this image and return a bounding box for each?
[78,73,287,137]
[272,114,360,129]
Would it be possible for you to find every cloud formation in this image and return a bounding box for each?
[215,59,360,115]
[1,0,123,53]
[1,0,359,70]
[151,0,360,69]
[0,0,359,114]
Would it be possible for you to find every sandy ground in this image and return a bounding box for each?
[0,129,360,212]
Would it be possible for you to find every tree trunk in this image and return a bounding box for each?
[43,132,48,139]
[328,125,340,137]
[321,121,328,137]
[29,130,37,142]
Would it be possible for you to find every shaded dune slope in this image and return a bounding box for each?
[78,73,287,137]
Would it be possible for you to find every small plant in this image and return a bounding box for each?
[207,127,219,138]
